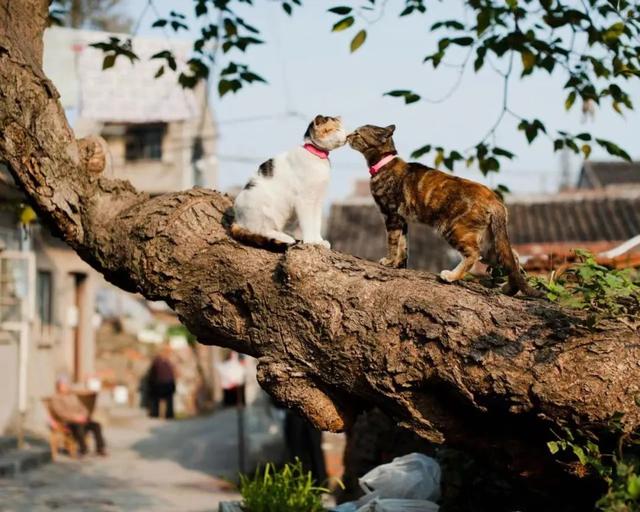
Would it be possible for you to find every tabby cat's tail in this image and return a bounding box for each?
[489,207,543,298]
[229,223,290,252]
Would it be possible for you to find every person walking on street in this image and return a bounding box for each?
[148,344,177,419]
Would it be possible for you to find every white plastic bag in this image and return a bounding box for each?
[331,453,441,512]
[359,453,441,502]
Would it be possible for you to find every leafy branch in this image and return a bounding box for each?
[49,0,639,172]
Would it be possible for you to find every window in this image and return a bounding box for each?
[36,270,53,325]
[124,123,166,161]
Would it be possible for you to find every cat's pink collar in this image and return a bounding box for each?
[369,153,397,176]
[303,143,329,159]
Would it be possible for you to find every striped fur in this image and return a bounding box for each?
[347,124,542,297]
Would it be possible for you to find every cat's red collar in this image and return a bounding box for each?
[369,153,397,177]
[303,143,329,159]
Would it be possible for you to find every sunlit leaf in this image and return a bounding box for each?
[332,16,354,32]
[350,30,367,52]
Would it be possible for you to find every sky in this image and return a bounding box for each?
[127,0,639,203]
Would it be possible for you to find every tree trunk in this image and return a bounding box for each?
[1,0,639,483]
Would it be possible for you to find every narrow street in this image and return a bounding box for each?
[0,408,242,512]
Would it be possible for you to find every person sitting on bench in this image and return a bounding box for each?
[50,376,107,457]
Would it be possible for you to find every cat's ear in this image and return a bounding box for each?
[314,115,327,126]
[385,124,396,136]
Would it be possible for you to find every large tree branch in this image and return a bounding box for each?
[2,0,640,481]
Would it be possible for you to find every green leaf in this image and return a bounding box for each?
[476,9,491,35]
[493,147,515,159]
[350,30,367,52]
[384,89,421,104]
[385,89,412,97]
[405,93,421,104]
[571,445,588,466]
[195,2,207,17]
[451,37,474,46]
[521,51,536,71]
[282,3,292,15]
[411,145,432,159]
[596,138,631,161]
[485,157,500,172]
[627,475,640,499]
[154,66,165,78]
[102,54,116,70]
[434,150,444,168]
[218,79,233,97]
[547,441,560,454]
[565,91,577,111]
[332,16,355,32]
[603,22,625,42]
[240,72,267,83]
[474,48,486,71]
[328,6,352,15]
[152,19,167,28]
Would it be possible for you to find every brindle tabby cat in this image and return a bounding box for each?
[347,124,542,297]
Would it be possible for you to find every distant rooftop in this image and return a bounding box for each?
[43,27,199,123]
[578,160,640,189]
[508,187,640,246]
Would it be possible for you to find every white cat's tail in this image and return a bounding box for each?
[229,223,291,252]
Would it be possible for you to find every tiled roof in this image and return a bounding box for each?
[578,161,640,189]
[507,190,640,245]
[326,199,454,273]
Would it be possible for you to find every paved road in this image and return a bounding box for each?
[0,408,242,512]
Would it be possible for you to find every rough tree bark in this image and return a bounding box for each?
[2,0,639,483]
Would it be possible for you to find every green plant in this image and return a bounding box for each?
[548,423,640,512]
[166,324,197,344]
[534,249,640,326]
[239,459,329,512]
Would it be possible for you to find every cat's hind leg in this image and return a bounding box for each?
[440,231,480,283]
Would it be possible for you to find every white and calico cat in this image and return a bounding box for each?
[231,115,347,249]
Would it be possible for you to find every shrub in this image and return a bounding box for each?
[239,459,329,512]
[548,422,640,512]
[533,249,639,327]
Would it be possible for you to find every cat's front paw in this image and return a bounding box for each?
[303,239,331,249]
[379,257,395,267]
[439,270,456,282]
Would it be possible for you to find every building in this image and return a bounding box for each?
[41,26,220,414]
[43,27,218,193]
[0,165,98,436]
[0,27,219,436]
